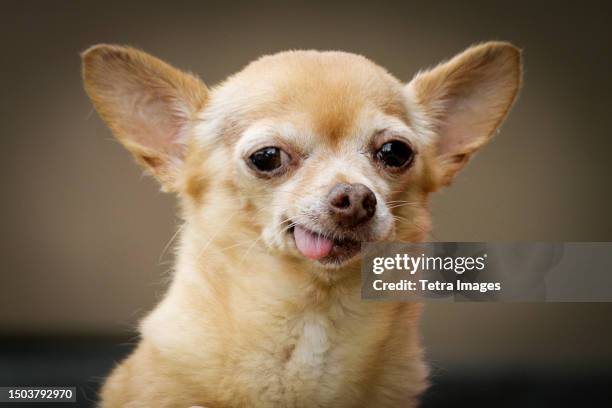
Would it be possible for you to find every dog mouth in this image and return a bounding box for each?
[289,224,362,265]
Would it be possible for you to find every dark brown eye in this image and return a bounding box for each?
[249,146,288,173]
[376,141,414,169]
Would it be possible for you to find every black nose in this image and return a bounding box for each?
[327,183,377,228]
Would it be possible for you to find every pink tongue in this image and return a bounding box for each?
[293,225,334,260]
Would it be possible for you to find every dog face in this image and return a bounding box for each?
[211,52,427,265]
[82,44,521,269]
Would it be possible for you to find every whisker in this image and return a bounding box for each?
[387,203,420,210]
[158,222,186,263]
[392,215,440,242]
[196,216,238,259]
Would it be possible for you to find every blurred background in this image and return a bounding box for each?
[1,0,611,406]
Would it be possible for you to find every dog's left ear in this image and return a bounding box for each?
[82,44,209,191]
[407,41,522,187]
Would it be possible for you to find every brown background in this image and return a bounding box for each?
[1,0,611,367]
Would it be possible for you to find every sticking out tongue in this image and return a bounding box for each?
[293,225,334,260]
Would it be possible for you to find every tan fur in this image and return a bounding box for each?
[408,42,522,187]
[82,44,209,190]
[82,42,522,407]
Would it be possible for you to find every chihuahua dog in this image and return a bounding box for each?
[82,41,521,407]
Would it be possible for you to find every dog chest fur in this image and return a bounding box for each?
[130,256,425,407]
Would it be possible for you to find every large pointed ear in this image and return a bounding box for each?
[81,44,208,191]
[406,41,522,187]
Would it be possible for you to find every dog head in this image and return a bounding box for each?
[82,43,521,270]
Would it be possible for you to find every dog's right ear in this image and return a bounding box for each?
[81,45,208,191]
